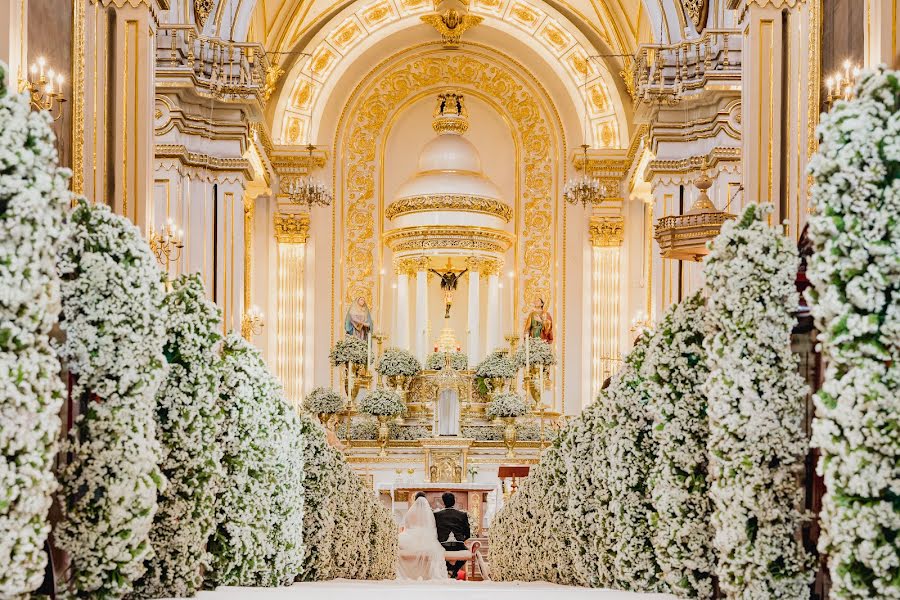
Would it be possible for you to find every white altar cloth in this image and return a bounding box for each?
[436,388,460,436]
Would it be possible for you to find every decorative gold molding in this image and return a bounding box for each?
[155,145,254,177]
[274,212,310,244]
[646,147,741,178]
[72,0,85,195]
[383,226,515,254]
[589,216,625,247]
[393,257,419,277]
[420,9,483,47]
[386,195,512,222]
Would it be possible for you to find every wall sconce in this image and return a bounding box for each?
[629,312,652,334]
[148,218,184,268]
[22,57,66,120]
[241,305,265,339]
[825,60,861,109]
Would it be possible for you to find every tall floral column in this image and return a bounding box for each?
[807,68,900,600]
[589,216,623,401]
[274,212,309,408]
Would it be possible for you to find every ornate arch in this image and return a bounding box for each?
[334,47,563,325]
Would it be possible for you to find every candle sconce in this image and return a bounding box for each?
[241,305,265,339]
[825,60,861,110]
[148,219,184,268]
[21,57,66,120]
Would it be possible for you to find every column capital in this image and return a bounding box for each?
[589,216,625,247]
[479,257,502,277]
[414,256,430,272]
[274,212,310,244]
[394,257,418,277]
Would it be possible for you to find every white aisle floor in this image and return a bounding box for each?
[183,580,676,600]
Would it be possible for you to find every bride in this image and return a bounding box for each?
[396,496,448,581]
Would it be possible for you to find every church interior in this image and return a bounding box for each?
[1,0,897,598]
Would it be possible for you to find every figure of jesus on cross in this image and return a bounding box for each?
[429,265,468,318]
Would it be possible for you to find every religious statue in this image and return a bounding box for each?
[523,298,553,342]
[430,267,468,318]
[344,297,374,341]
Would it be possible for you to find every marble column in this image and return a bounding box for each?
[465,257,481,365]
[394,258,414,351]
[739,0,820,237]
[589,216,624,402]
[274,212,309,410]
[865,0,900,67]
[415,257,429,362]
[484,260,501,355]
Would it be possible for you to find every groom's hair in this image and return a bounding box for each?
[414,492,427,501]
[442,492,456,508]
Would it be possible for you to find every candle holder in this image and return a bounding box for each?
[148,219,184,268]
[241,305,265,339]
[21,57,66,120]
[825,60,861,110]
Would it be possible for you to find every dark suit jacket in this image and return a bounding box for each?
[434,507,470,548]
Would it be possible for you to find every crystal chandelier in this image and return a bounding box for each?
[286,143,333,208]
[564,144,603,207]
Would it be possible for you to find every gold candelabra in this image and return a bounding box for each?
[21,57,66,120]
[825,60,861,109]
[241,305,265,339]
[148,219,184,268]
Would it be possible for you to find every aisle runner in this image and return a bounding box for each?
[186,580,676,600]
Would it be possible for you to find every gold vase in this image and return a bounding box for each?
[502,416,518,458]
[377,415,391,456]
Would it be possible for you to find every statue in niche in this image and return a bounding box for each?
[344,297,374,341]
[430,267,468,318]
[523,297,553,343]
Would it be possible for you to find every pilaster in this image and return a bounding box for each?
[274,211,310,407]
[589,216,624,401]
[865,0,900,67]
[0,0,26,92]
[739,0,820,237]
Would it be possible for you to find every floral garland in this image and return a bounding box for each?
[357,388,404,416]
[485,392,527,418]
[133,274,224,598]
[602,334,668,593]
[0,64,70,597]
[643,293,715,597]
[475,350,518,379]
[426,351,468,371]
[329,336,368,366]
[514,338,557,368]
[55,200,168,598]
[703,203,813,598]
[206,333,304,587]
[303,386,345,415]
[807,67,900,600]
[376,347,422,377]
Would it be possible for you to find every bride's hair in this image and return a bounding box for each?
[403,496,437,531]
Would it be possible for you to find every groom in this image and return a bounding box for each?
[433,492,470,578]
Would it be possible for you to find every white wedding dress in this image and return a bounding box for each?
[396,498,449,581]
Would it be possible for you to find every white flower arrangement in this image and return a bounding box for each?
[426,351,468,371]
[807,67,900,600]
[703,203,814,598]
[206,333,304,587]
[0,63,70,597]
[601,334,668,593]
[514,338,557,368]
[475,350,518,379]
[133,274,224,598]
[485,392,528,418]
[55,200,169,598]
[357,388,405,416]
[329,336,368,366]
[642,293,715,598]
[376,347,422,377]
[303,386,345,415]
[299,414,397,581]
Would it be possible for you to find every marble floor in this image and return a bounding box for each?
[184,580,676,599]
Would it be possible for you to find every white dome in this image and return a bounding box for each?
[390,91,508,221]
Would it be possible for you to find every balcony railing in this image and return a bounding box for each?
[630,29,741,105]
[156,25,273,105]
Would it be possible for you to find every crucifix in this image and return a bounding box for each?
[429,259,468,318]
